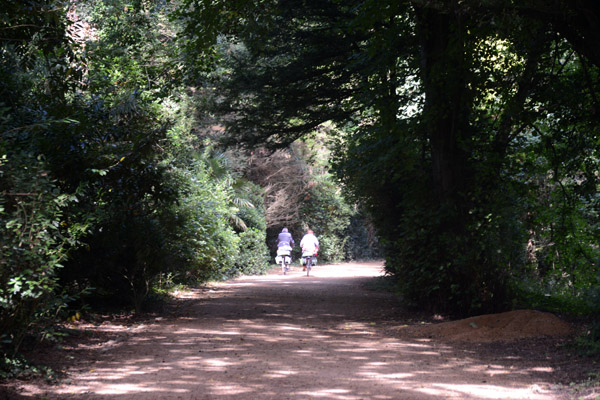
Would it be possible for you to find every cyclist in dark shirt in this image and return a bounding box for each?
[277,227,294,251]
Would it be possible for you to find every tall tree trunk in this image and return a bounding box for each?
[415,5,472,206]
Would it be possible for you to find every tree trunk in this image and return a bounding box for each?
[415,5,472,205]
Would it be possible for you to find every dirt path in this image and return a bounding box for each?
[3,261,593,399]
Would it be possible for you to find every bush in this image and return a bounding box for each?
[234,228,270,275]
[344,211,380,260]
[165,160,240,282]
[296,176,355,263]
[0,152,88,356]
[0,355,57,381]
[65,211,172,313]
[318,233,346,264]
[238,184,267,232]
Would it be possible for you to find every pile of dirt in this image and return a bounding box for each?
[408,309,573,343]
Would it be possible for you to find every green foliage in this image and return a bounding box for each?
[0,151,88,355]
[172,0,269,78]
[180,0,600,316]
[238,184,268,232]
[261,150,374,264]
[0,355,58,382]
[160,146,266,283]
[297,175,354,263]
[344,212,379,260]
[4,1,600,379]
[513,281,597,316]
[171,159,239,282]
[80,0,179,100]
[234,228,270,276]
[47,74,183,312]
[0,3,92,354]
[574,321,600,357]
[0,0,272,365]
[316,234,345,264]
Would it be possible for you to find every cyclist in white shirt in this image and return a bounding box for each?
[300,230,319,271]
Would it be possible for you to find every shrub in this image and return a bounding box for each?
[318,233,346,264]
[234,228,270,275]
[0,152,88,356]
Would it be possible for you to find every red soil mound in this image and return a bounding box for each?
[410,309,573,343]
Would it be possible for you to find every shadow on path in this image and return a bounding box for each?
[5,262,566,400]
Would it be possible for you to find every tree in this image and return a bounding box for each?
[178,0,600,315]
[0,0,272,360]
[0,0,89,355]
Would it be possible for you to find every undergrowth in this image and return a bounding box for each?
[364,275,398,293]
[573,321,600,357]
[0,355,58,383]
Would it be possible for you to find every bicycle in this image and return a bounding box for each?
[275,248,292,275]
[301,251,317,276]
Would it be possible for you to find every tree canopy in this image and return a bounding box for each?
[1,0,372,363]
[179,0,600,315]
[1,0,599,373]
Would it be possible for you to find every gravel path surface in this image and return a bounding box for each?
[4,261,589,399]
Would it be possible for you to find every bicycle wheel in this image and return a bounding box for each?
[306,256,312,276]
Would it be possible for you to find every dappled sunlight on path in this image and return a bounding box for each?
[13,262,562,399]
